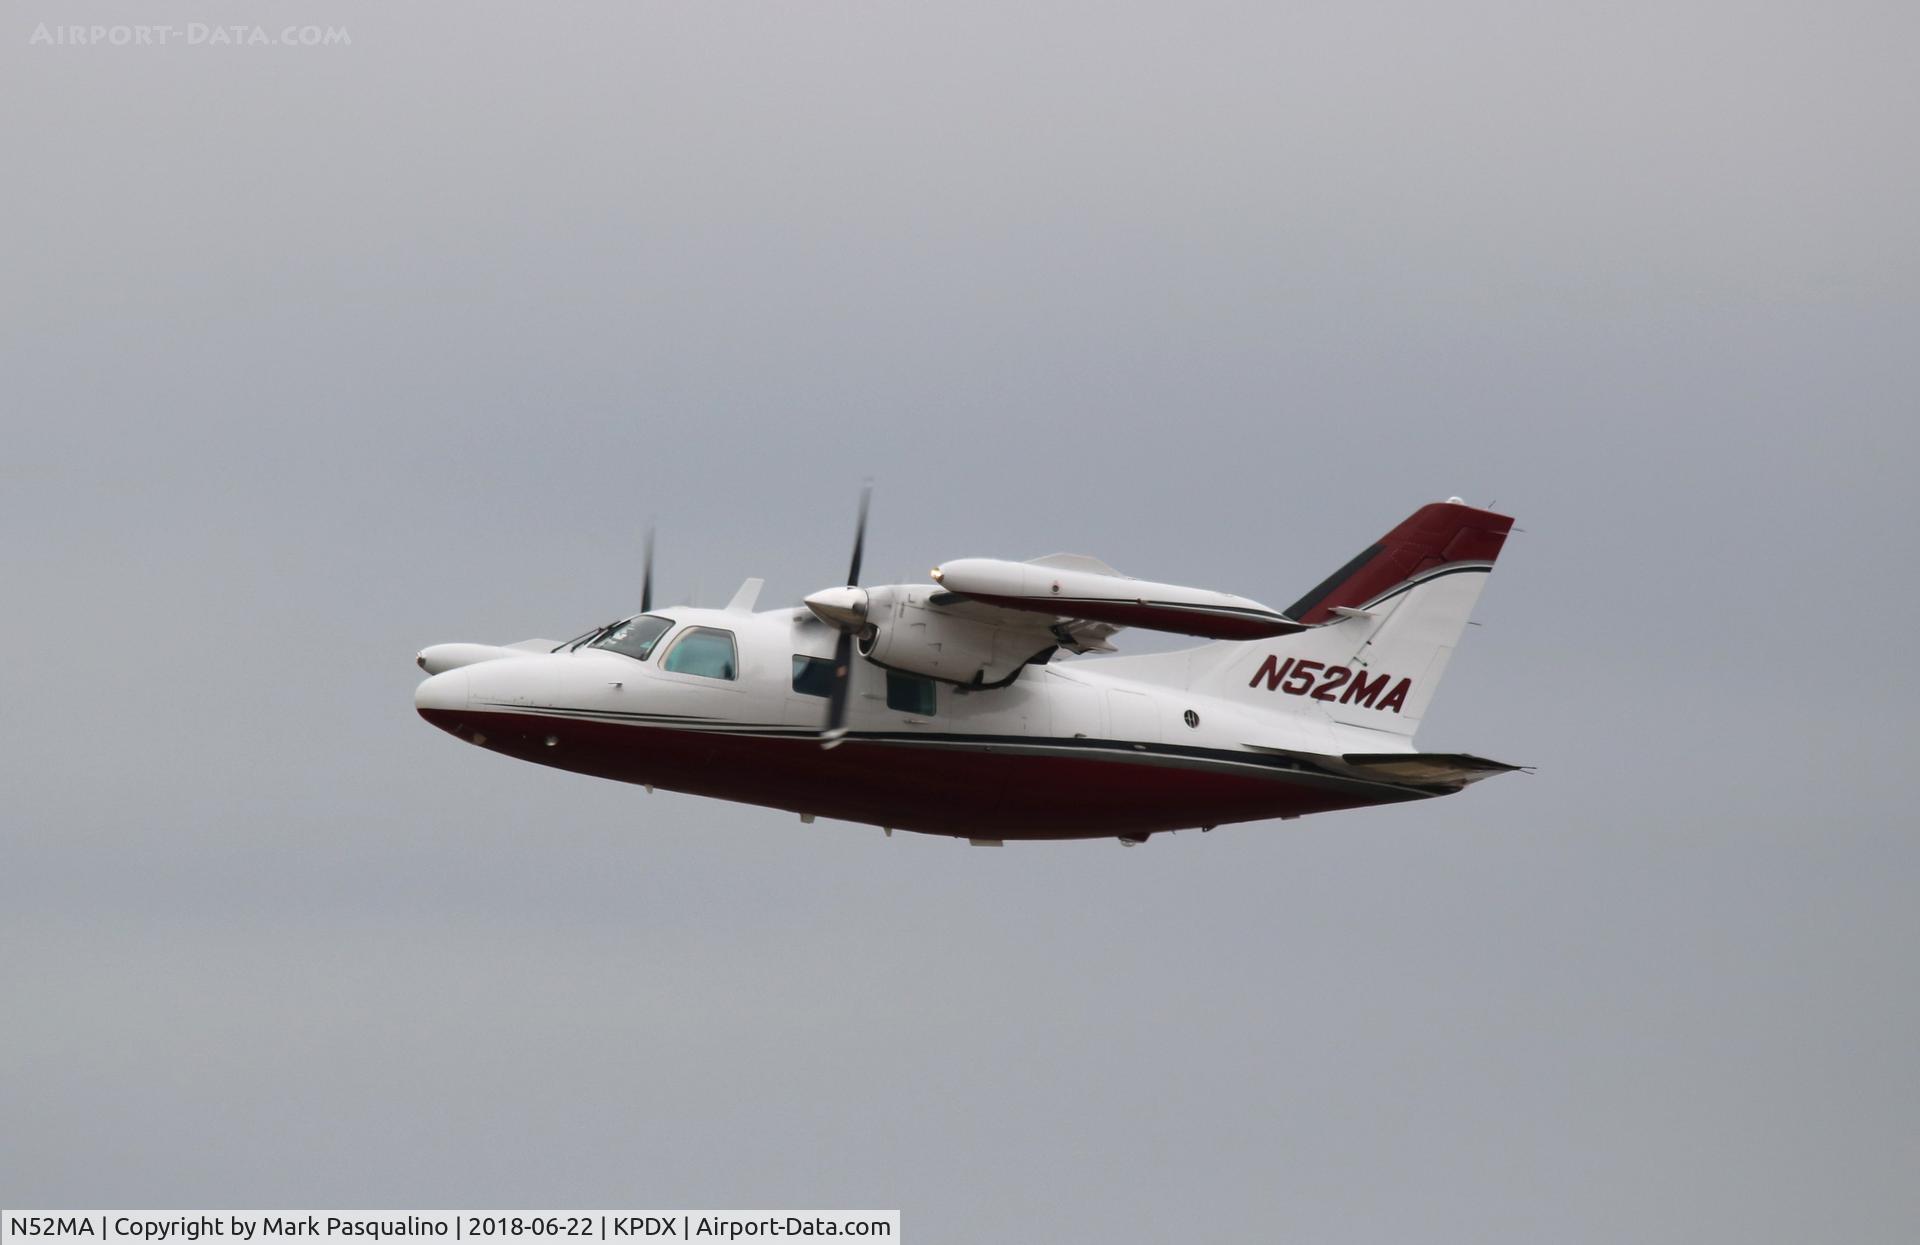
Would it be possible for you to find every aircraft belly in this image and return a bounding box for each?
[418,704,1433,840]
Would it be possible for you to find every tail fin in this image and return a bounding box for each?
[1284,500,1513,625]
[1209,500,1514,738]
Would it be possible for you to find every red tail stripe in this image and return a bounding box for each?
[1287,502,1513,625]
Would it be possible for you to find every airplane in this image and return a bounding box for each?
[413,494,1523,845]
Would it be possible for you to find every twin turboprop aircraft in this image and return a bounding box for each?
[414,495,1522,844]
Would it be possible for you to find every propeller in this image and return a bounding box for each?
[640,521,656,614]
[819,484,872,749]
[845,484,868,588]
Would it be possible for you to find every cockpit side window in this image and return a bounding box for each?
[661,627,738,680]
[589,614,673,662]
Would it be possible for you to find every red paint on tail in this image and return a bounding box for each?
[1286,501,1514,625]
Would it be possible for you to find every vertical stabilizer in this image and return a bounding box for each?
[1199,500,1513,738]
[1285,500,1512,624]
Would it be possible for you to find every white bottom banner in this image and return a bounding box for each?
[1,1214,899,1245]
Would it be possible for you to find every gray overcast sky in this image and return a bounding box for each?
[4,2,1917,1240]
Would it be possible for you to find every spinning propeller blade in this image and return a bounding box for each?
[822,483,872,749]
[640,522,656,614]
[845,484,870,588]
[822,629,857,749]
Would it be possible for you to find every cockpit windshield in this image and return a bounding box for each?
[588,614,673,661]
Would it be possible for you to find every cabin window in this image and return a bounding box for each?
[792,655,836,698]
[885,670,936,716]
[661,627,738,680]
[589,614,673,661]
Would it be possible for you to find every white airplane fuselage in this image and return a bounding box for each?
[414,604,1441,841]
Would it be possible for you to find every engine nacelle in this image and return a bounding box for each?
[857,586,1055,686]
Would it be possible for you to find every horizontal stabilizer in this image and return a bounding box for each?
[1337,752,1525,788]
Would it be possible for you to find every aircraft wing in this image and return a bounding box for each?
[809,553,1301,688]
[923,590,1125,654]
[930,553,1305,642]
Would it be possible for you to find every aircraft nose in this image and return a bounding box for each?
[414,669,471,717]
